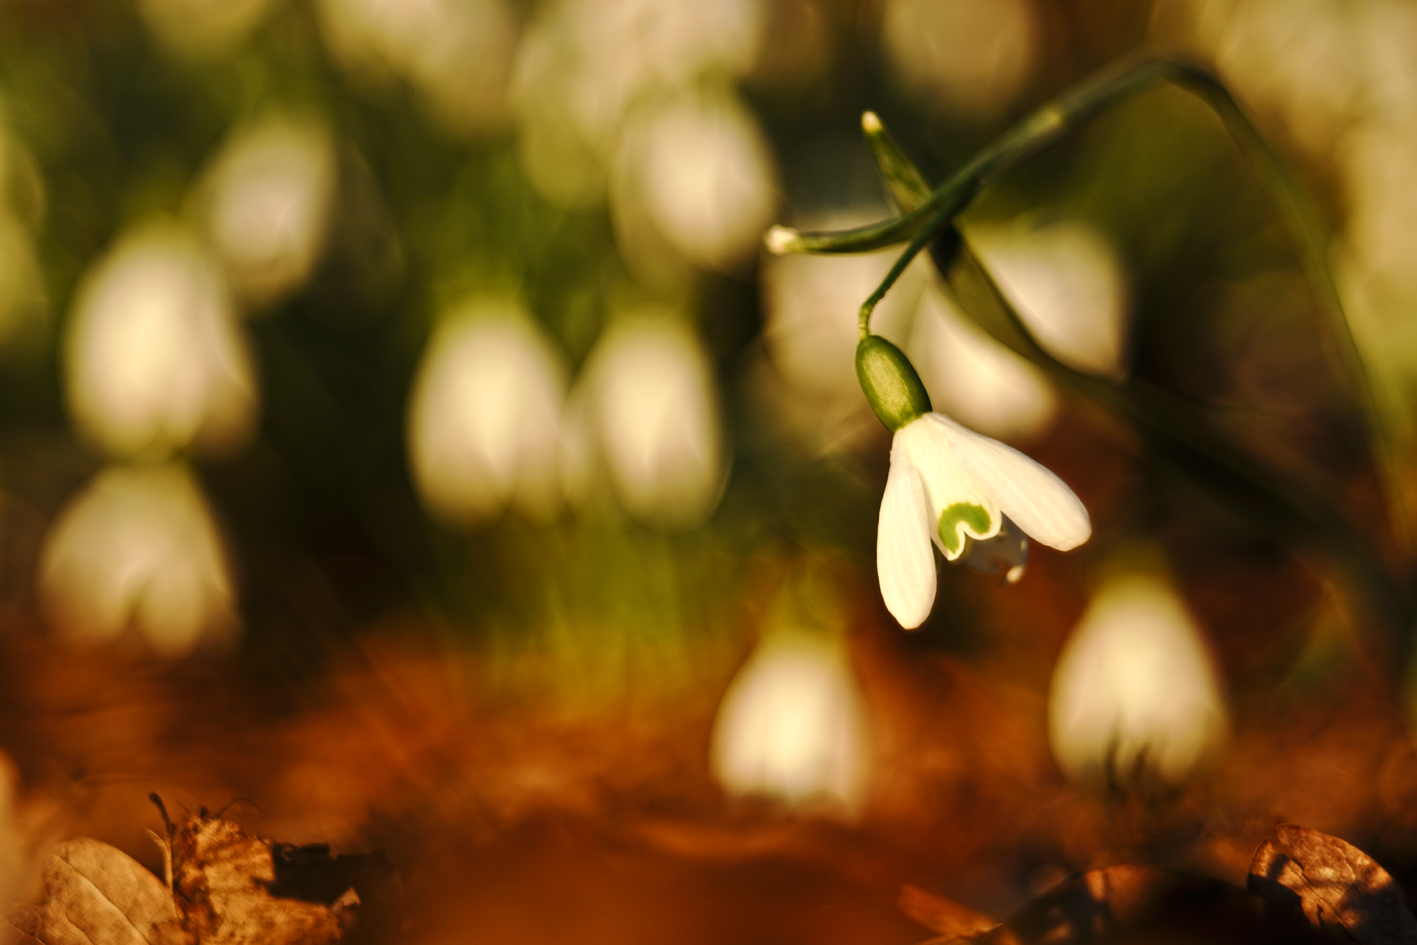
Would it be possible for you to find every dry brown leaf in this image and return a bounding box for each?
[5,838,181,945]
[158,800,352,945]
[897,884,997,941]
[1248,824,1417,945]
[978,865,1271,944]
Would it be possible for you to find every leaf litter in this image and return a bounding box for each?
[5,796,398,945]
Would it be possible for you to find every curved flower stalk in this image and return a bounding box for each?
[859,334,1090,628]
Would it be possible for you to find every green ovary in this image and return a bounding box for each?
[938,502,992,555]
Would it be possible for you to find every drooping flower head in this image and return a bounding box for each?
[857,333,1091,628]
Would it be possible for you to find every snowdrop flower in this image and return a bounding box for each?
[858,334,1090,628]
[196,115,336,306]
[38,463,239,659]
[567,312,726,527]
[1048,570,1228,784]
[615,91,778,273]
[406,300,568,524]
[711,627,871,813]
[65,223,256,460]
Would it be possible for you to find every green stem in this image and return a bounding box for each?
[772,52,1170,260]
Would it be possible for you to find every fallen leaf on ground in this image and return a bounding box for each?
[960,865,1279,944]
[897,884,997,941]
[157,797,354,945]
[1248,824,1417,945]
[6,838,181,945]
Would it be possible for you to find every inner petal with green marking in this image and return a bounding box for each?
[938,502,993,556]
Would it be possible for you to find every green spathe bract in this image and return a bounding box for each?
[856,335,930,431]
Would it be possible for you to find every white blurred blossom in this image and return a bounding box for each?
[317,0,518,136]
[908,286,1056,440]
[511,0,762,207]
[614,92,778,273]
[407,300,568,524]
[196,115,337,307]
[39,463,239,659]
[882,0,1037,117]
[138,0,279,61]
[1048,571,1229,784]
[711,628,871,813]
[65,223,256,459]
[566,312,726,527]
[967,220,1130,380]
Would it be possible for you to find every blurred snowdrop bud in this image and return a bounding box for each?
[712,630,871,812]
[762,213,925,398]
[968,220,1129,379]
[882,0,1036,117]
[197,115,336,307]
[317,0,517,136]
[138,0,278,61]
[66,224,256,459]
[407,301,568,525]
[39,463,239,659]
[571,312,726,527]
[908,286,1056,440]
[1049,571,1228,785]
[712,608,871,813]
[510,0,762,207]
[616,92,778,272]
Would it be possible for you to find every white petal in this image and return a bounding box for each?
[897,415,1000,559]
[877,437,936,628]
[925,413,1091,551]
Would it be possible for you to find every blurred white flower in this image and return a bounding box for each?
[614,92,778,273]
[65,223,257,459]
[138,0,278,62]
[967,220,1130,379]
[1048,571,1229,784]
[567,312,726,527]
[317,0,517,136]
[711,628,871,813]
[877,411,1090,628]
[510,0,762,207]
[882,0,1037,117]
[196,115,337,307]
[407,300,568,524]
[39,463,239,659]
[908,286,1056,440]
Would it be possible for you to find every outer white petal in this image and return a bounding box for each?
[924,413,1091,550]
[877,436,936,628]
